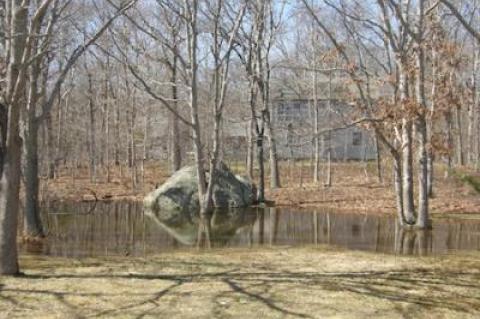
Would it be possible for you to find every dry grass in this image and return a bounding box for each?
[38,161,480,216]
[1,246,480,318]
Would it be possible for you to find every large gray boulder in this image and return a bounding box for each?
[211,162,255,208]
[144,163,254,221]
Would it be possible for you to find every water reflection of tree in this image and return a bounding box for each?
[27,203,480,258]
[394,225,432,256]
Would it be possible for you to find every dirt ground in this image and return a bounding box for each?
[39,161,480,216]
[1,246,479,318]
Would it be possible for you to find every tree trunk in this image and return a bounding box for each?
[393,153,405,226]
[428,32,438,197]
[104,72,110,182]
[257,132,265,202]
[0,126,22,275]
[402,119,415,224]
[204,113,222,213]
[46,112,55,179]
[414,5,429,229]
[246,118,254,179]
[446,112,453,172]
[399,62,415,223]
[87,71,97,183]
[325,71,333,187]
[185,3,207,215]
[455,105,464,166]
[313,72,320,184]
[467,50,478,166]
[471,49,479,167]
[0,0,28,275]
[325,145,332,187]
[416,117,429,228]
[266,117,280,188]
[427,154,434,197]
[375,134,383,183]
[114,101,120,166]
[170,55,181,172]
[24,119,44,238]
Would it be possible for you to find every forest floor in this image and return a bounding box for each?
[38,161,480,216]
[1,246,480,318]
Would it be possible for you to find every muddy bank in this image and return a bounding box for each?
[2,247,480,318]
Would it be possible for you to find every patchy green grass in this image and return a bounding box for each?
[1,247,480,318]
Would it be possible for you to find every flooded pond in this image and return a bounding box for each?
[20,201,480,258]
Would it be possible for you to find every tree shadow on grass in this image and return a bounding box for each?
[2,267,480,318]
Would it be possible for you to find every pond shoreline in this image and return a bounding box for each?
[37,163,480,218]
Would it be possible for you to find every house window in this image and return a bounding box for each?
[352,132,362,146]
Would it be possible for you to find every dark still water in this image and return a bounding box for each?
[20,201,480,258]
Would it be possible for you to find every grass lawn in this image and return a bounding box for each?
[1,246,480,318]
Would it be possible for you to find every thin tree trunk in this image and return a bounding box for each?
[46,112,55,179]
[129,90,137,188]
[402,121,415,223]
[104,71,110,182]
[455,105,464,166]
[428,31,438,197]
[467,49,478,165]
[446,112,453,173]
[170,55,181,172]
[313,69,320,184]
[471,49,479,167]
[246,118,254,179]
[257,127,265,202]
[399,64,415,223]
[266,116,280,188]
[87,71,97,183]
[325,70,333,187]
[185,1,207,214]
[375,134,383,183]
[55,91,64,172]
[393,152,405,226]
[114,100,120,166]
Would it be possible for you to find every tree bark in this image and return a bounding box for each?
[46,111,55,179]
[266,115,280,188]
[313,70,320,184]
[185,0,207,214]
[414,0,429,229]
[393,152,405,226]
[23,118,44,238]
[169,55,181,172]
[375,134,383,183]
[455,105,464,166]
[256,129,265,203]
[399,63,415,223]
[0,0,29,275]
[87,70,97,183]
[246,118,254,179]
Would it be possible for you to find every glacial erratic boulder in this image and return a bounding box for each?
[143,163,255,221]
[212,162,255,208]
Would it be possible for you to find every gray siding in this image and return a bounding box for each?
[272,99,377,160]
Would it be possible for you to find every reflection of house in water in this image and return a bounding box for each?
[272,91,377,160]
